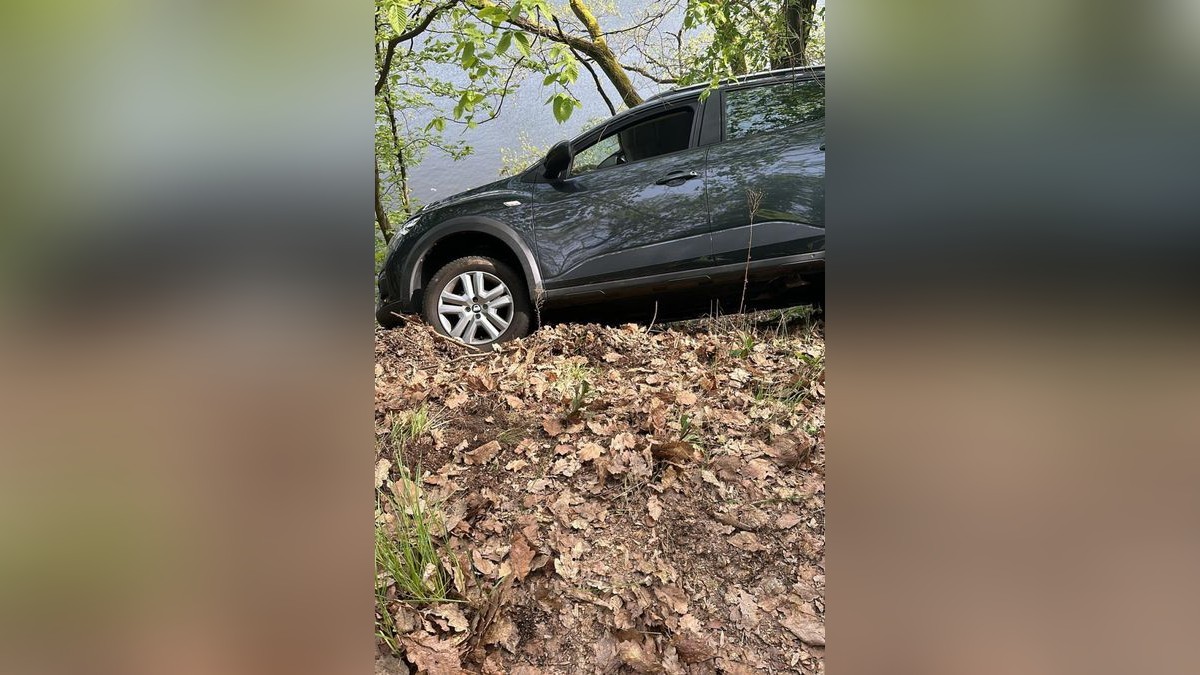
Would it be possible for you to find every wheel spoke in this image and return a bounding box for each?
[448,314,471,339]
[440,291,470,306]
[480,283,506,302]
[477,313,501,339]
[458,273,475,300]
[471,272,487,300]
[485,308,510,332]
[488,294,512,310]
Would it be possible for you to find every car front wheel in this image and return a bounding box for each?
[422,256,532,347]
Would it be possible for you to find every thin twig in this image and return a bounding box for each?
[557,15,617,116]
[739,189,764,315]
[391,312,474,350]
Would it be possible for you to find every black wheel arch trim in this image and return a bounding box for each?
[400,216,544,309]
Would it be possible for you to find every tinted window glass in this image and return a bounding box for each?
[725,80,824,141]
[572,108,694,175]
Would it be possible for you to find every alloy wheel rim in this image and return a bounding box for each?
[437,271,514,344]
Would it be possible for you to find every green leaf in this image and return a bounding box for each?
[514,32,532,57]
[460,41,476,69]
[549,92,576,123]
[478,5,508,25]
[542,73,557,86]
[388,5,408,36]
[497,31,512,55]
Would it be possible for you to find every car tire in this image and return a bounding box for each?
[422,256,532,347]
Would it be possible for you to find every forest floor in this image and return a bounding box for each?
[375,310,825,674]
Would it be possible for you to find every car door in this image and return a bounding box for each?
[529,100,712,291]
[705,77,826,266]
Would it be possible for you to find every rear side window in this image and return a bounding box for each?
[572,108,695,175]
[725,80,824,141]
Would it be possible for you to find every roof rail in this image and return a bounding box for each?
[645,64,824,102]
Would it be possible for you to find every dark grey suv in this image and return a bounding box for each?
[377,66,824,345]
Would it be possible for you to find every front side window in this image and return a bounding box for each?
[572,108,695,176]
[725,80,824,141]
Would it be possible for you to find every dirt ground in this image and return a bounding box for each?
[375,315,825,674]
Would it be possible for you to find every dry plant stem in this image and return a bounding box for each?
[739,188,765,316]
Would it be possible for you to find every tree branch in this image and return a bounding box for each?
[375,0,462,96]
[619,62,678,85]
[555,16,616,115]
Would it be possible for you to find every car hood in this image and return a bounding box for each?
[415,176,513,215]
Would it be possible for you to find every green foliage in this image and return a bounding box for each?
[679,412,701,445]
[547,91,579,123]
[731,332,757,358]
[680,1,825,86]
[567,379,591,417]
[389,405,442,449]
[552,361,594,417]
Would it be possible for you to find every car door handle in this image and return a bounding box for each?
[655,170,699,186]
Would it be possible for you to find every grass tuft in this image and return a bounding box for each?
[389,404,444,450]
[375,459,460,652]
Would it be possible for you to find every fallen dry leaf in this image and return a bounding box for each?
[542,416,564,436]
[374,458,390,489]
[401,634,462,674]
[781,606,825,646]
[465,440,502,465]
[445,390,469,409]
[430,604,470,633]
[647,495,663,522]
[650,440,697,464]
[776,513,803,530]
[672,633,714,664]
[653,584,689,614]
[509,533,535,581]
[729,531,767,552]
[577,442,604,462]
[617,639,660,673]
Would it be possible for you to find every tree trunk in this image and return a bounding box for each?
[568,0,642,107]
[494,0,645,107]
[375,157,392,244]
[383,91,411,213]
[782,0,817,67]
[592,49,642,107]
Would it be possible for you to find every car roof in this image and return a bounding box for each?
[570,65,823,144]
[643,64,825,105]
[555,65,824,165]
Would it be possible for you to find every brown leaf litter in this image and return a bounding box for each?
[376,317,825,673]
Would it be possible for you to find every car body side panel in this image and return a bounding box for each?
[705,119,825,266]
[530,144,713,289]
